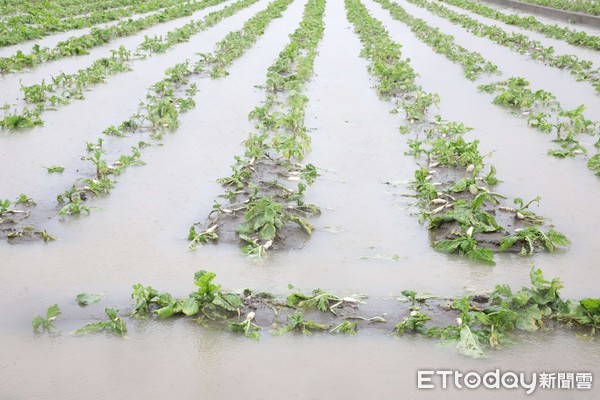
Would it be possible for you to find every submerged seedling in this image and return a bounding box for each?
[275,311,329,335]
[188,224,218,250]
[76,293,104,306]
[329,320,358,335]
[44,165,64,173]
[15,194,35,206]
[395,310,431,334]
[72,307,127,336]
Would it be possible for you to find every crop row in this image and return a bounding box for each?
[478,77,600,172]
[373,0,600,174]
[0,0,259,130]
[32,268,600,358]
[373,0,499,80]
[22,0,298,240]
[516,0,600,16]
[0,0,228,74]
[0,0,296,242]
[0,0,168,24]
[346,0,570,265]
[189,0,326,256]
[438,0,600,50]
[0,0,196,46]
[405,0,600,92]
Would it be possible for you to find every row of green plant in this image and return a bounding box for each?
[2,0,146,24]
[345,0,569,264]
[189,0,326,256]
[370,0,599,175]
[479,77,600,168]
[514,0,600,16]
[373,0,499,80]
[437,0,600,50]
[32,268,600,358]
[1,0,260,130]
[396,267,600,357]
[53,0,298,222]
[0,0,169,23]
[0,0,228,73]
[405,0,600,92]
[0,0,196,47]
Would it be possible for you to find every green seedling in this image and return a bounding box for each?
[188,224,219,250]
[180,271,242,320]
[86,138,104,153]
[0,199,12,214]
[229,311,261,340]
[429,193,502,234]
[287,289,362,315]
[32,304,61,332]
[429,136,484,168]
[44,165,65,173]
[300,163,318,184]
[76,293,104,306]
[395,310,432,334]
[59,197,91,216]
[72,307,127,336]
[400,290,433,309]
[275,311,329,335]
[81,178,115,195]
[15,194,35,206]
[130,284,159,319]
[483,166,500,186]
[433,227,495,265]
[85,150,110,178]
[587,153,600,176]
[329,320,358,335]
[7,226,55,242]
[499,196,546,224]
[500,227,570,255]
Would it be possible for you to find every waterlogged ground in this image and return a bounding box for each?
[1,0,600,399]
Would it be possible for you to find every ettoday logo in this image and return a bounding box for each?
[417,370,593,394]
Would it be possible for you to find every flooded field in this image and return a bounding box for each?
[1,0,599,398]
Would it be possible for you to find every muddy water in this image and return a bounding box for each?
[1,0,600,398]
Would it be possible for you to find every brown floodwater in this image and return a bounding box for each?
[1,0,599,398]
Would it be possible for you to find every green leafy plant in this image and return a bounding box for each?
[72,307,127,336]
[395,310,431,334]
[329,320,358,335]
[76,293,105,306]
[181,271,243,320]
[15,194,35,206]
[32,304,61,332]
[588,153,600,176]
[287,289,344,313]
[229,311,261,339]
[500,227,570,255]
[275,311,329,335]
[433,227,495,265]
[44,165,65,173]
